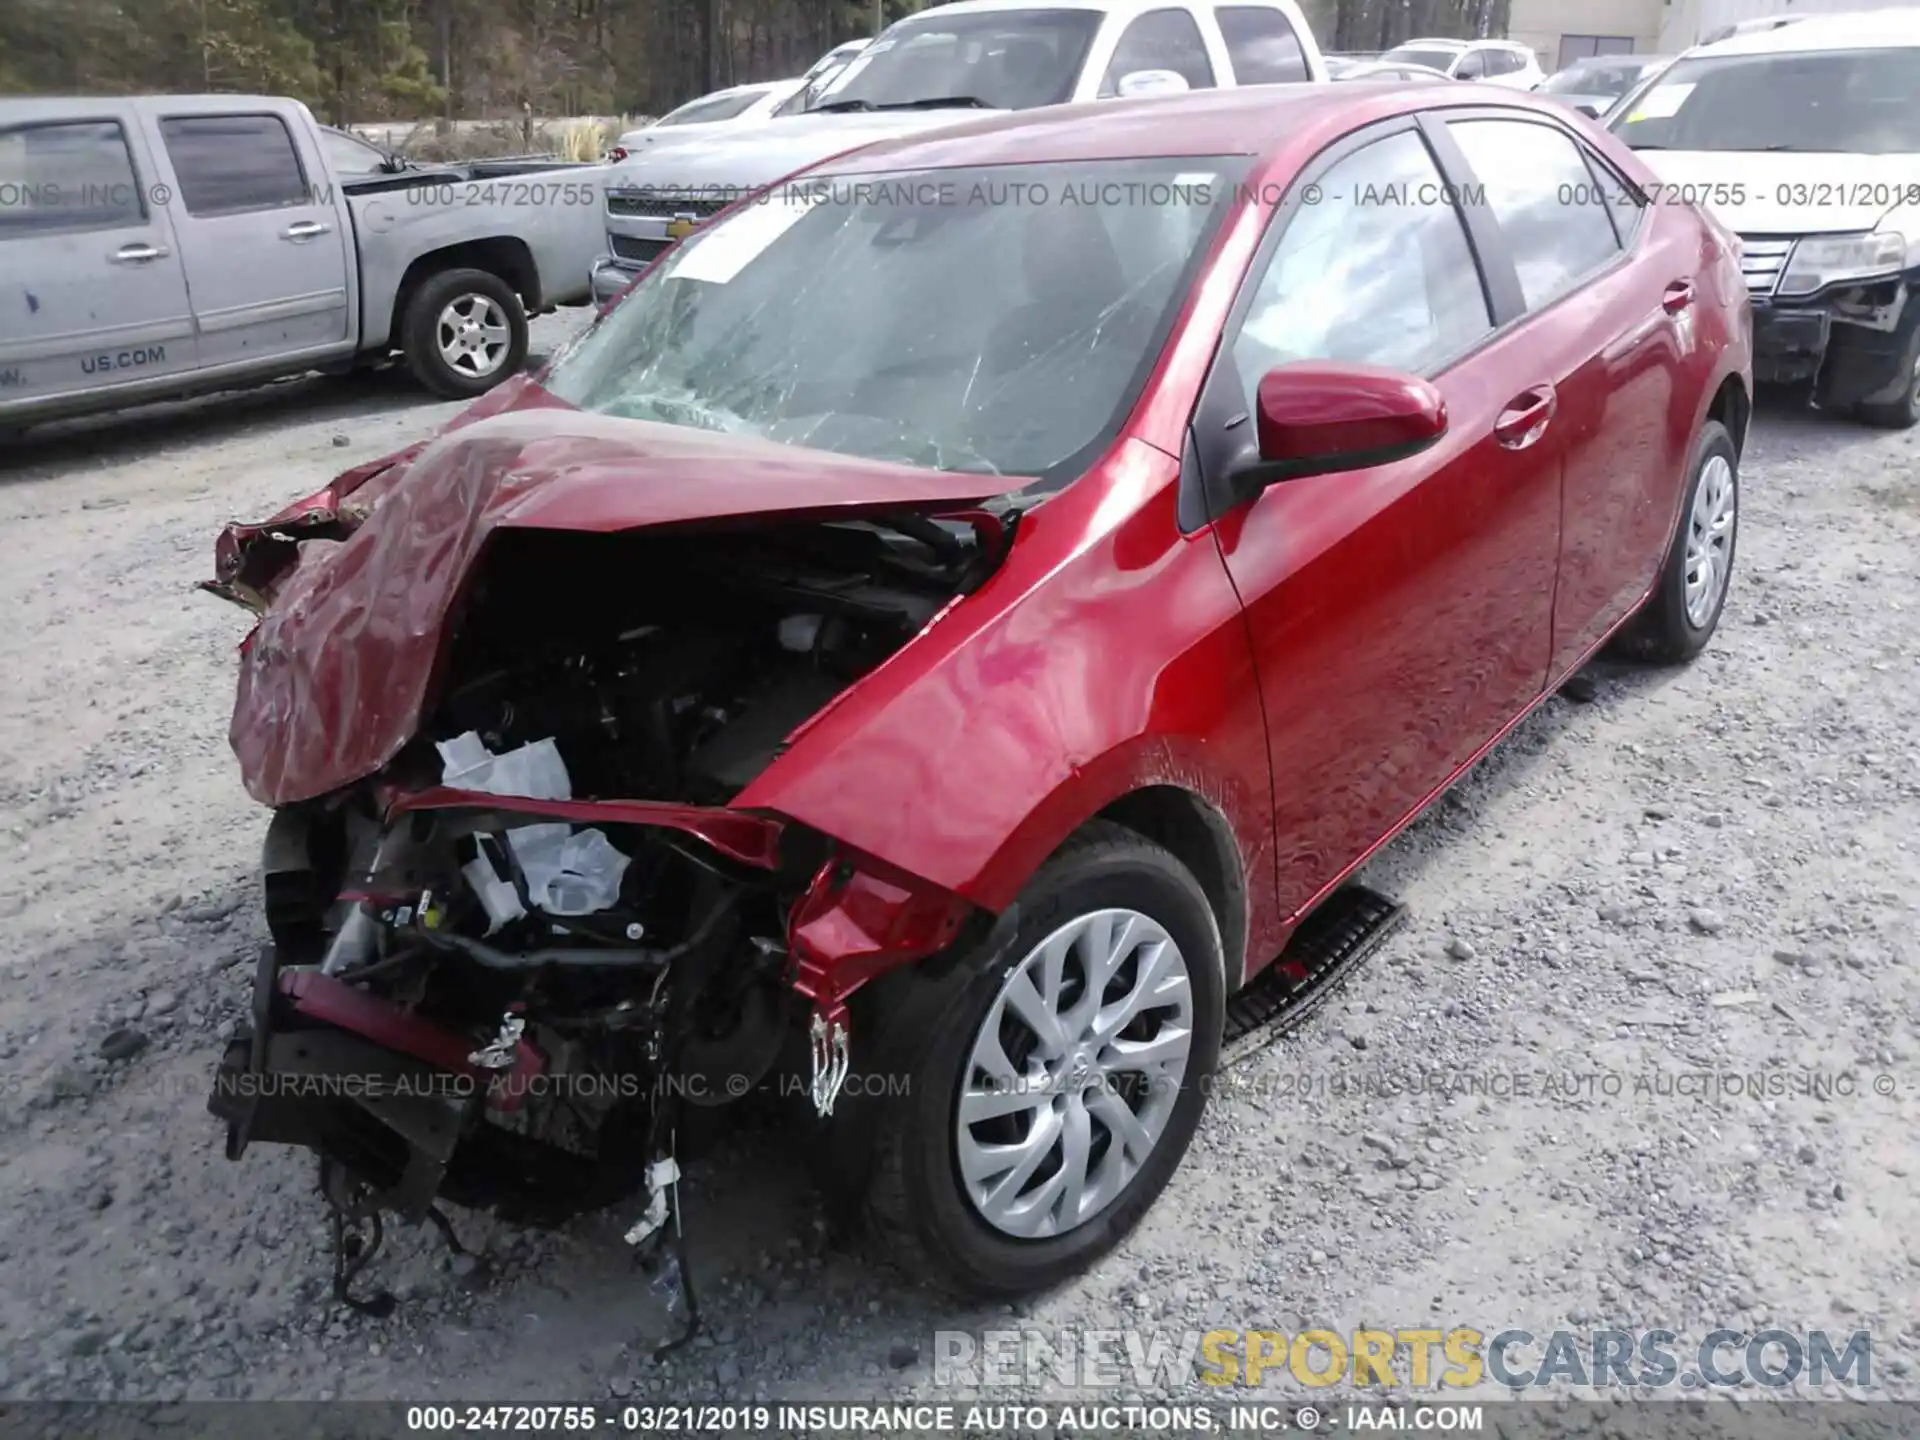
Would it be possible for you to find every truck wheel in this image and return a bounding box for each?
[845,822,1224,1298]
[1854,330,1920,430]
[401,269,529,399]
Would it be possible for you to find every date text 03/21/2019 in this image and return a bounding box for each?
[402,1402,1490,1433]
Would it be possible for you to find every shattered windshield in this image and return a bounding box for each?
[815,9,1103,110]
[541,158,1245,482]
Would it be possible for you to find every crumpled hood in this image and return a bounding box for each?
[224,398,1000,808]
[604,109,989,192]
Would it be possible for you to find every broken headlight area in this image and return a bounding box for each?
[208,515,991,1333]
[1756,273,1915,401]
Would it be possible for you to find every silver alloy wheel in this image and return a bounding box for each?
[1683,453,1736,627]
[436,294,511,379]
[956,908,1195,1239]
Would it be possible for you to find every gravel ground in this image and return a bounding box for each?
[1,317,1917,1408]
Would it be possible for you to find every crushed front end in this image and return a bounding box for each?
[208,778,840,1330]
[200,419,1007,1328]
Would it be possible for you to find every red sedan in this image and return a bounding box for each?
[204,82,1750,1312]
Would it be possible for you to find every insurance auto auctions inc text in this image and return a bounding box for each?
[934,1326,1872,1392]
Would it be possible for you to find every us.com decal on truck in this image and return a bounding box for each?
[80,346,167,376]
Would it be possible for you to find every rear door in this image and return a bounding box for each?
[147,103,354,369]
[1191,117,1563,918]
[0,107,198,414]
[1440,112,1691,672]
[1086,7,1222,97]
[1212,4,1315,85]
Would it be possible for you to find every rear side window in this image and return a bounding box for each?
[160,114,310,216]
[1447,118,1622,309]
[1589,153,1647,246]
[0,121,144,237]
[1100,9,1218,94]
[1215,7,1309,83]
[657,91,764,126]
[1231,128,1493,390]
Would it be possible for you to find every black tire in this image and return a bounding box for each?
[1612,418,1738,665]
[1854,325,1920,430]
[843,821,1225,1298]
[400,268,529,400]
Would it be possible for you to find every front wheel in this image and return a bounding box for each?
[847,822,1224,1297]
[401,268,529,399]
[1854,324,1920,430]
[1612,418,1738,665]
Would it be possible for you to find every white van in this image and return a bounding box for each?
[1608,10,1920,426]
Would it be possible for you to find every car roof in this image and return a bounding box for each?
[1389,36,1469,49]
[1565,51,1668,65]
[1688,7,1920,54]
[1344,60,1450,75]
[808,83,1555,176]
[899,0,1304,18]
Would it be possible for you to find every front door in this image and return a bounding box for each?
[148,106,353,369]
[1442,113,1687,672]
[0,108,199,415]
[1193,120,1564,918]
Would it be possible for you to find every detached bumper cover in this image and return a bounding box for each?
[208,947,544,1220]
[1752,307,1831,386]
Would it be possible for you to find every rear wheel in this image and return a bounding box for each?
[401,268,529,399]
[1612,419,1737,665]
[846,822,1223,1297]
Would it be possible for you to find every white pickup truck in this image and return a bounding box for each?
[0,94,608,435]
[592,0,1327,302]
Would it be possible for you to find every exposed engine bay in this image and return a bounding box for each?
[207,512,1003,1333]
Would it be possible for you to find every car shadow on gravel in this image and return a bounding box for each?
[1356,654,1677,892]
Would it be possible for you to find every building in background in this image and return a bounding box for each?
[1656,0,1915,50]
[1509,0,1661,70]
[1509,0,1917,71]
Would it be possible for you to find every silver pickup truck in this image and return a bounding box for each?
[1,94,608,435]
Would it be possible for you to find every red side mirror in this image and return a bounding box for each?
[1251,360,1448,483]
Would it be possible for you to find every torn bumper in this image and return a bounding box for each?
[1753,271,1920,404]
[207,947,545,1221]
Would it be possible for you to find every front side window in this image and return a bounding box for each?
[1608,47,1920,154]
[817,10,1104,111]
[320,126,390,177]
[1215,6,1309,84]
[1231,128,1492,398]
[1454,49,1488,78]
[0,120,144,236]
[1447,118,1622,309]
[160,114,309,216]
[657,91,765,127]
[1100,8,1218,94]
[543,158,1246,484]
